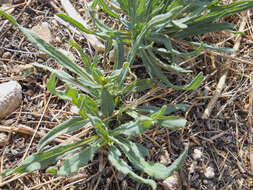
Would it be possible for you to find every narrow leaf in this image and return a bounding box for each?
[158,116,187,130]
[57,142,99,176]
[38,116,89,152]
[111,116,153,137]
[108,146,157,190]
[101,88,114,117]
[57,13,94,34]
[2,136,98,176]
[136,104,189,115]
[117,137,188,179]
[0,10,18,27]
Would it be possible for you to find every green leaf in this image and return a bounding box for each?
[131,78,154,92]
[80,95,99,116]
[158,116,187,130]
[112,39,125,69]
[116,62,129,88]
[101,88,115,117]
[151,105,167,120]
[136,104,189,115]
[172,22,235,39]
[108,146,157,190]
[34,64,98,97]
[117,137,188,179]
[57,141,100,176]
[196,1,253,22]
[111,116,153,137]
[92,68,105,85]
[47,73,80,103]
[188,41,235,53]
[127,6,184,66]
[171,19,188,29]
[141,49,203,90]
[57,13,94,34]
[0,10,18,27]
[38,116,89,152]
[46,166,57,174]
[2,136,98,176]
[99,0,119,18]
[147,48,193,73]
[18,27,94,82]
[88,115,109,140]
[183,72,203,90]
[69,39,91,71]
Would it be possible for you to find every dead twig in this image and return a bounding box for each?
[0,125,64,143]
[247,86,253,186]
[202,12,247,119]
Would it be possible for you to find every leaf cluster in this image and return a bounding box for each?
[58,0,253,90]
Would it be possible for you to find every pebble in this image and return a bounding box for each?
[2,51,12,59]
[162,171,179,190]
[204,166,215,179]
[192,148,203,160]
[31,22,53,43]
[0,48,3,57]
[117,171,127,181]
[70,105,79,115]
[160,150,172,165]
[0,81,22,119]
[0,133,8,146]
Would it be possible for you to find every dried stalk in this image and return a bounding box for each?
[202,13,247,119]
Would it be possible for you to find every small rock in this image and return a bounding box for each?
[54,36,62,44]
[203,179,209,185]
[0,81,22,119]
[162,171,180,190]
[117,171,127,181]
[2,51,11,59]
[192,148,203,160]
[0,48,3,57]
[31,22,53,43]
[189,161,197,174]
[37,58,44,63]
[204,166,215,179]
[70,105,79,115]
[121,180,128,190]
[37,52,48,59]
[160,150,172,165]
[0,133,8,146]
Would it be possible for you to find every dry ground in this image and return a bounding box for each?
[0,0,253,190]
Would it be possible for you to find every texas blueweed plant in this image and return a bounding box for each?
[1,0,253,188]
[0,11,189,189]
[58,0,253,89]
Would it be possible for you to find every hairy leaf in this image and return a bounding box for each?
[38,116,89,152]
[101,88,115,117]
[57,141,100,176]
[117,137,188,179]
[2,136,98,176]
[108,146,156,190]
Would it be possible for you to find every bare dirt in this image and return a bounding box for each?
[0,1,253,190]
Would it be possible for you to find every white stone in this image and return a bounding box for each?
[0,81,22,119]
[70,105,79,115]
[192,148,203,160]
[162,171,179,190]
[0,133,8,146]
[204,166,215,179]
[31,22,53,44]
